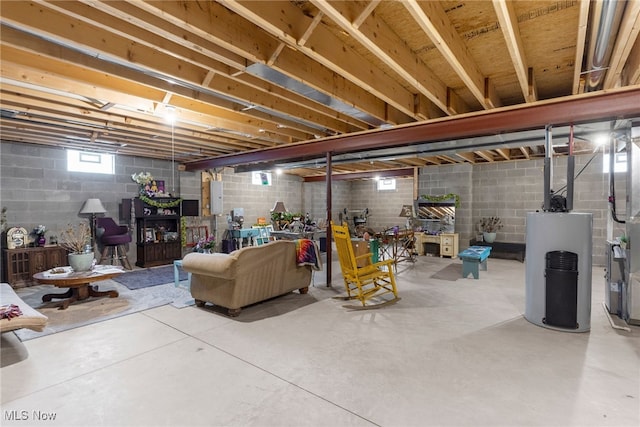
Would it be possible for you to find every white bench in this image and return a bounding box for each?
[1,283,48,333]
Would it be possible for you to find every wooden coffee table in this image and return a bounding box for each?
[33,267,123,310]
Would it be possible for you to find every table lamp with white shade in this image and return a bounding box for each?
[79,198,107,251]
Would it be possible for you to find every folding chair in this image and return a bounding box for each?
[331,221,400,310]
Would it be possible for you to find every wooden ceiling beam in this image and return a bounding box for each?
[471,151,491,162]
[495,148,511,161]
[80,0,247,70]
[52,1,356,135]
[353,1,381,29]
[603,0,640,89]
[455,152,476,163]
[0,87,269,152]
[83,1,371,133]
[404,0,502,110]
[437,155,459,164]
[136,0,410,126]
[1,54,312,144]
[0,108,241,158]
[493,0,537,102]
[626,37,640,85]
[572,0,591,94]
[311,0,468,117]
[304,168,414,182]
[221,0,419,120]
[2,3,325,141]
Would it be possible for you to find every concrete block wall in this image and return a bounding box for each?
[464,154,624,265]
[470,159,541,243]
[349,177,414,230]
[302,180,351,226]
[418,163,473,242]
[2,141,628,266]
[0,142,199,264]
[205,168,305,246]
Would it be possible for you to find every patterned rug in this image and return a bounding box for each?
[13,278,193,341]
[112,265,187,290]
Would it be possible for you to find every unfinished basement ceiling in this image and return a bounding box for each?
[1,1,639,179]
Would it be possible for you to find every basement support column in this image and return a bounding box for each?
[326,152,332,287]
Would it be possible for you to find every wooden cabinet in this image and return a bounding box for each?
[2,246,68,288]
[440,233,459,258]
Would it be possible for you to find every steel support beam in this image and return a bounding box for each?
[184,87,640,171]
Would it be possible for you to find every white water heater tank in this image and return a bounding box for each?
[525,212,593,332]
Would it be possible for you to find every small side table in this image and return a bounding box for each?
[173,260,192,289]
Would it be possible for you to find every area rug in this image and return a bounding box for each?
[112,265,187,290]
[13,279,194,341]
[430,263,461,281]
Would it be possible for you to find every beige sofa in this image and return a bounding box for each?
[181,240,312,316]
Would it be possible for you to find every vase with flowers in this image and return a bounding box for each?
[33,224,47,246]
[131,171,154,196]
[477,217,503,243]
[194,235,216,253]
[59,222,94,271]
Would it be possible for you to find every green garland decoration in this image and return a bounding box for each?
[420,193,460,208]
[180,217,187,248]
[139,195,182,208]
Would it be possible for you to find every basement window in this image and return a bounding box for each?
[67,149,115,175]
[602,153,627,174]
[251,171,272,186]
[377,178,396,191]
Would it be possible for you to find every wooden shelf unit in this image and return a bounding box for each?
[122,197,183,268]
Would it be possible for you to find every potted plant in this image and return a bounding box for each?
[59,222,94,271]
[478,217,503,243]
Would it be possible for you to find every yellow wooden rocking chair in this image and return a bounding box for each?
[331,221,400,309]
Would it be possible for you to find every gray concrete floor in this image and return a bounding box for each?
[1,255,638,426]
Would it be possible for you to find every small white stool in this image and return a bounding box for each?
[173,260,191,289]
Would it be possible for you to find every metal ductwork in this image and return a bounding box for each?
[584,0,627,92]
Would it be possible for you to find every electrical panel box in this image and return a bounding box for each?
[210,181,223,215]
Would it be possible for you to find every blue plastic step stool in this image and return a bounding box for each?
[458,246,492,279]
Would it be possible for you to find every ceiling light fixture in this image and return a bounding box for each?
[164,105,176,124]
[594,135,609,146]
